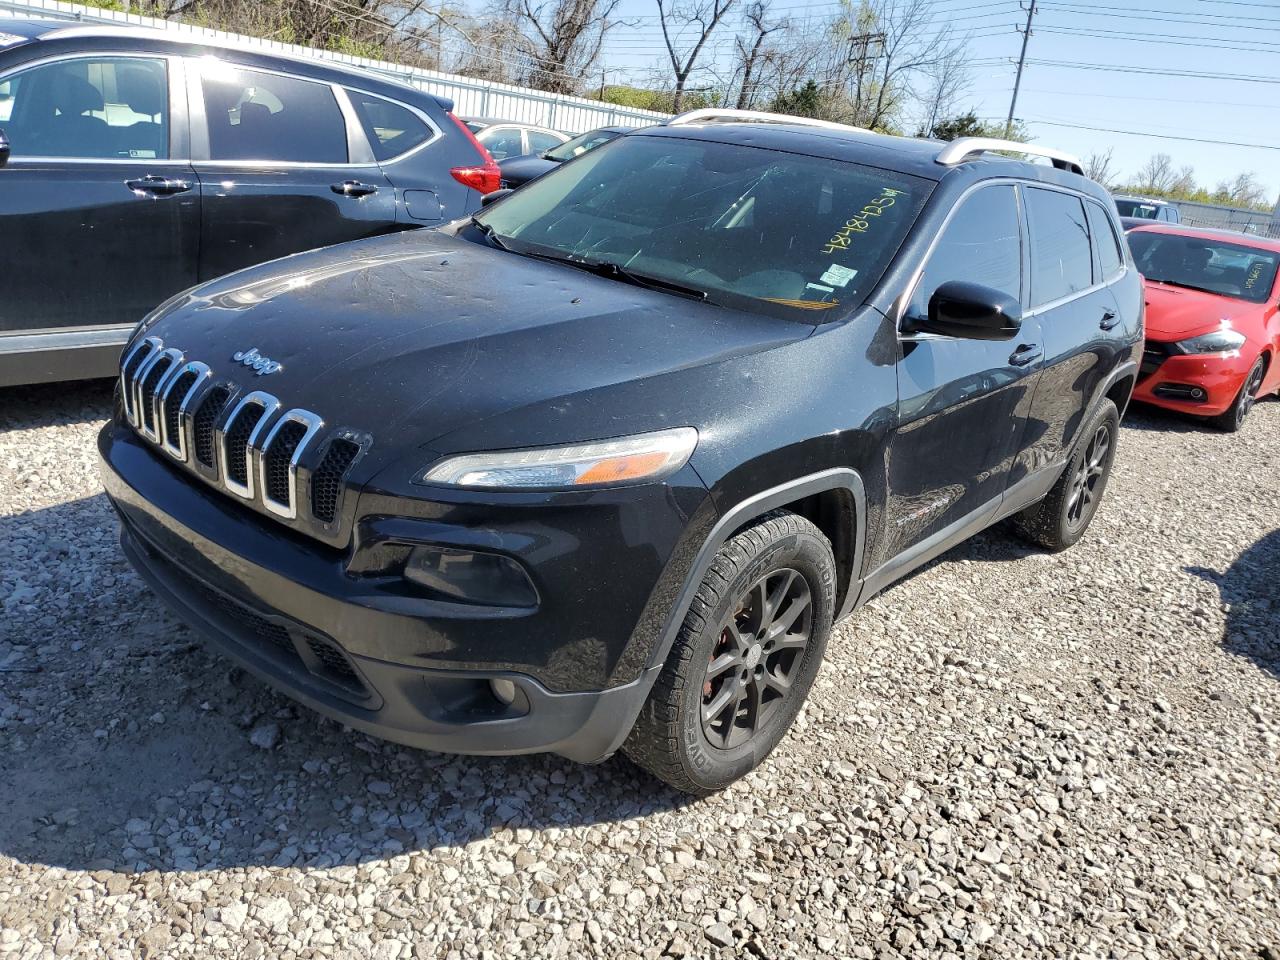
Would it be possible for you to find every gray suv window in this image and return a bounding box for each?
[0,57,168,160]
[908,184,1022,319]
[1026,187,1092,305]
[348,91,431,161]
[202,64,347,164]
[1085,202,1123,280]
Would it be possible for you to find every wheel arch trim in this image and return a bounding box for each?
[645,467,867,673]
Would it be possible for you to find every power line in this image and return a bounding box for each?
[1021,58,1280,84]
[1024,117,1280,151]
[1032,25,1280,55]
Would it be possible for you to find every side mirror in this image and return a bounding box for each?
[907,280,1022,341]
[480,187,513,207]
[0,129,9,168]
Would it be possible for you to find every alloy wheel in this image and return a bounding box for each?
[1236,361,1266,427]
[1066,423,1111,528]
[700,568,813,750]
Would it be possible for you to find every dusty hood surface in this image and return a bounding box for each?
[141,229,810,463]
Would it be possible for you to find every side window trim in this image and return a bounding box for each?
[0,52,186,164]
[187,56,371,168]
[897,179,1025,338]
[341,85,441,164]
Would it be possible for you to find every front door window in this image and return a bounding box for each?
[0,57,169,160]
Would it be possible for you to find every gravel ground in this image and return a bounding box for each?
[1,379,1278,960]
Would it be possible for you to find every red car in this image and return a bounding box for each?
[1129,224,1280,431]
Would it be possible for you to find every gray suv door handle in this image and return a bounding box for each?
[125,175,191,196]
[331,180,379,198]
[1009,343,1042,367]
[1099,309,1119,330]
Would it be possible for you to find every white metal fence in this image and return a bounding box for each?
[0,0,670,133]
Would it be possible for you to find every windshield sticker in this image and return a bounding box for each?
[806,282,835,294]
[820,188,903,255]
[820,263,858,287]
[0,32,26,48]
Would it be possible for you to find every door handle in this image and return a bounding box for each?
[1099,309,1119,330]
[125,175,191,196]
[331,180,378,197]
[1009,343,1042,367]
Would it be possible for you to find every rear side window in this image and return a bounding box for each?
[0,57,169,160]
[907,184,1022,319]
[1025,187,1093,305]
[347,91,432,161]
[528,130,563,154]
[202,64,346,163]
[479,126,524,161]
[1085,202,1124,279]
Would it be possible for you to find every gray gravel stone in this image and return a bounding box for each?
[2,382,1280,958]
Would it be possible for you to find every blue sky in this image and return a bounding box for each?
[588,0,1280,207]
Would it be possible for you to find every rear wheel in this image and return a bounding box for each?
[623,510,835,795]
[1011,398,1119,552]
[1210,356,1265,433]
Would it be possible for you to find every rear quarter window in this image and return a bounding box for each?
[348,91,433,160]
[1085,202,1124,279]
[1025,187,1093,305]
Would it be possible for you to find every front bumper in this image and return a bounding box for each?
[99,419,708,762]
[1132,342,1253,417]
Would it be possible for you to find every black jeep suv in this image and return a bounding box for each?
[98,118,1142,793]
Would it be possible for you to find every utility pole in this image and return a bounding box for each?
[1005,0,1036,139]
[848,32,885,125]
[599,70,607,100]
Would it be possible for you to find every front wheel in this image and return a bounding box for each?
[1210,356,1266,433]
[623,510,835,795]
[1011,398,1120,552]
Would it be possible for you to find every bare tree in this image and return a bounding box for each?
[1135,153,1177,195]
[1084,148,1116,190]
[500,0,623,94]
[1221,171,1269,208]
[917,43,968,135]
[656,0,739,112]
[733,1,786,109]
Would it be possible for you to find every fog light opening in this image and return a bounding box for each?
[1190,387,1205,400]
[490,678,518,706]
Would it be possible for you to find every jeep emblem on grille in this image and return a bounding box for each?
[232,347,283,376]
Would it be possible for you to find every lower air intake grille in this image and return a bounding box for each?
[264,420,308,506]
[224,403,267,487]
[306,636,363,690]
[312,438,360,523]
[162,370,199,447]
[194,386,231,468]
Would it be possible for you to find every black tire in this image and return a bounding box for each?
[1209,356,1266,433]
[623,510,836,795]
[1011,398,1120,552]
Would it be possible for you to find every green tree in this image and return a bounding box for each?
[768,80,822,118]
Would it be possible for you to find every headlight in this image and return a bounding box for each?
[419,427,698,489]
[1175,329,1246,354]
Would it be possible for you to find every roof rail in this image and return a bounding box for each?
[935,137,1084,176]
[667,108,868,134]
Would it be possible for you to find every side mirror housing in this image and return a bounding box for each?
[480,187,513,207]
[906,280,1022,341]
[0,129,9,168]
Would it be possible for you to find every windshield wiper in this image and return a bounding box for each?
[469,216,510,251]
[549,256,710,301]
[1150,278,1221,296]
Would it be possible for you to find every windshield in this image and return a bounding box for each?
[1128,231,1279,303]
[1114,199,1159,219]
[473,134,930,320]
[545,127,622,162]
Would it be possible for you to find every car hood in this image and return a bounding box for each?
[497,154,558,186]
[1141,281,1259,341]
[140,230,810,468]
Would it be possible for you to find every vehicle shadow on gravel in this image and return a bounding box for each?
[0,493,694,876]
[1187,527,1280,681]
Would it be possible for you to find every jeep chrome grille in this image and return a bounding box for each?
[119,336,366,531]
